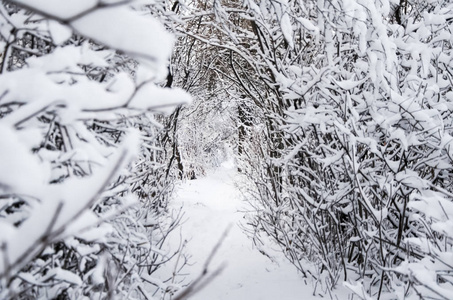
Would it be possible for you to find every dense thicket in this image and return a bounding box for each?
[178,0,453,298]
[0,1,190,299]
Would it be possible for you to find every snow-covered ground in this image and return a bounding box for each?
[164,160,326,300]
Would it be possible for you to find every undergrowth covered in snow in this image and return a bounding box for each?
[0,1,190,299]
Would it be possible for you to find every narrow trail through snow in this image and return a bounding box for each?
[167,161,321,300]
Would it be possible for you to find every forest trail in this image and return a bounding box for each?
[167,160,321,300]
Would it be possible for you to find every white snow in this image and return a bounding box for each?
[162,160,324,300]
[47,20,73,45]
[12,0,96,20]
[12,0,174,77]
[281,13,294,49]
[71,5,173,76]
[0,124,49,194]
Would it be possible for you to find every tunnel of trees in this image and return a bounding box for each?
[1,0,453,299]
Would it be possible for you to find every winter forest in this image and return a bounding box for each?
[1,0,453,299]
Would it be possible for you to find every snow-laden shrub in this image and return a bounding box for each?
[242,0,453,298]
[0,1,190,299]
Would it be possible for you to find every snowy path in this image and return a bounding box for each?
[166,162,321,300]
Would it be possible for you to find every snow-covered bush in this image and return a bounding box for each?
[245,0,453,298]
[0,1,190,299]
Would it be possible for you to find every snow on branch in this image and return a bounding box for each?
[0,0,190,298]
